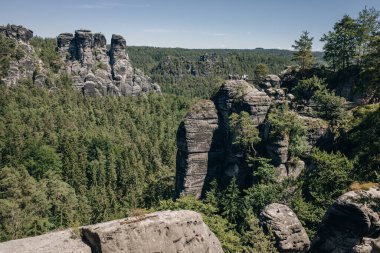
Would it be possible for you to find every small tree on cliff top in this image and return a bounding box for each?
[292,31,315,70]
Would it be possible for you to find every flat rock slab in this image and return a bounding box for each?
[82,210,224,253]
[0,229,91,253]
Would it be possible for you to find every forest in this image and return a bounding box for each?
[0,6,379,253]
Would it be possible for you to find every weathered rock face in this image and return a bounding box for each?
[57,29,160,96]
[0,229,91,253]
[213,80,271,127]
[82,210,223,253]
[312,187,380,253]
[0,210,223,253]
[0,24,46,87]
[0,24,33,43]
[299,116,329,150]
[261,203,310,253]
[175,100,223,198]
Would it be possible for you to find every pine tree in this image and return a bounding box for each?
[221,177,243,225]
[292,31,315,70]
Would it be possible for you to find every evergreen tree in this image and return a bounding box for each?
[221,178,243,225]
[321,15,358,71]
[254,63,269,81]
[292,31,315,70]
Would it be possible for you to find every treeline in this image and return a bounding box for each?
[127,46,323,98]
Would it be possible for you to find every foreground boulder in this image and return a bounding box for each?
[312,187,380,253]
[175,100,223,198]
[0,210,222,253]
[261,203,310,253]
[82,210,223,253]
[0,229,91,253]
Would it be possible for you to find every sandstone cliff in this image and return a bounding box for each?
[0,24,160,96]
[57,30,160,96]
[0,210,223,253]
[0,24,47,87]
[175,77,329,197]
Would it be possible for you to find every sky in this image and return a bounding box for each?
[1,0,379,50]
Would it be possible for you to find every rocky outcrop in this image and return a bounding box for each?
[261,203,310,253]
[299,115,329,149]
[213,80,271,127]
[175,100,223,198]
[0,24,33,43]
[312,187,380,253]
[57,29,160,96]
[213,80,271,185]
[0,210,223,253]
[0,229,91,253]
[0,24,46,87]
[82,210,223,253]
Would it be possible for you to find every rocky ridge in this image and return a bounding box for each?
[0,210,223,253]
[175,76,329,197]
[57,30,160,96]
[0,24,47,87]
[0,24,160,96]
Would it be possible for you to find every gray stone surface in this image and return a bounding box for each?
[213,80,271,127]
[175,100,223,198]
[312,187,380,253]
[82,210,224,253]
[261,203,310,253]
[0,229,91,253]
[57,29,160,96]
[0,25,46,87]
[0,24,33,42]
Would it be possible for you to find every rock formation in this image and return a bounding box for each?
[312,187,380,253]
[0,210,223,253]
[82,210,223,253]
[0,24,47,87]
[175,100,223,198]
[0,229,91,253]
[260,203,310,253]
[57,30,160,96]
[0,24,33,43]
[176,80,272,197]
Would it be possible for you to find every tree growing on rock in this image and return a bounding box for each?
[292,31,315,70]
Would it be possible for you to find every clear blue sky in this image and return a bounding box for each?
[1,0,379,50]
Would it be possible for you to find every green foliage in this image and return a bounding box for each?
[321,15,359,71]
[229,112,261,156]
[292,31,315,70]
[290,190,325,238]
[312,89,345,123]
[241,210,279,253]
[361,33,380,101]
[0,33,25,81]
[254,63,269,81]
[0,166,52,240]
[293,76,326,102]
[221,178,244,224]
[251,157,279,184]
[244,183,282,216]
[30,37,62,73]
[0,84,194,240]
[267,105,309,157]
[304,149,354,207]
[345,104,380,181]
